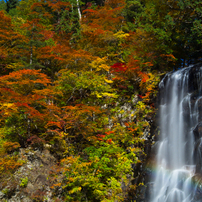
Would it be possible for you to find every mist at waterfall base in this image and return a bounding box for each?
[149,64,202,202]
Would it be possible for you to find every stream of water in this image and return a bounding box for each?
[150,66,202,202]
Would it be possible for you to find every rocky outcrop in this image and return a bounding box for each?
[0,147,63,202]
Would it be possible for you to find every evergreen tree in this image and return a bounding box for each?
[5,0,18,14]
[123,0,202,69]
[0,0,6,11]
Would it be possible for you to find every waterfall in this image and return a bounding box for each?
[150,64,202,202]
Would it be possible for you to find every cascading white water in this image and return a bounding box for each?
[150,65,202,202]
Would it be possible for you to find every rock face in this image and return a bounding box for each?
[124,98,157,202]
[0,147,63,202]
[129,120,157,202]
[187,65,202,182]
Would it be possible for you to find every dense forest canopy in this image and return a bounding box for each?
[0,0,202,201]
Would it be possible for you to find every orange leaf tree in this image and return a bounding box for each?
[0,69,52,146]
[0,11,25,75]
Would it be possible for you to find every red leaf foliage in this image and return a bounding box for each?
[111,63,127,72]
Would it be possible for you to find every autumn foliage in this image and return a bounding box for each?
[0,0,162,200]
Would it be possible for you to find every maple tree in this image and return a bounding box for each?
[0,69,52,146]
[80,0,126,61]
[0,11,25,75]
